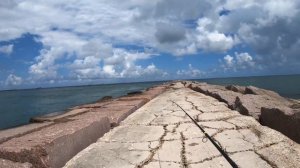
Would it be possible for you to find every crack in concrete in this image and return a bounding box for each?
[137,125,168,168]
[172,123,180,133]
[227,149,254,155]
[180,132,188,168]
[99,140,161,143]
[174,88,282,168]
[197,115,240,122]
[198,124,234,131]
[147,114,160,126]
[151,160,181,164]
[253,150,277,168]
[185,96,204,114]
[224,119,254,130]
[210,129,232,138]
[190,154,222,164]
[76,86,300,167]
[255,141,285,151]
[147,121,193,126]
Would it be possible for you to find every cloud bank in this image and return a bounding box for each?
[0,0,300,87]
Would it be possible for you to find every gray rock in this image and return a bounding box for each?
[188,81,300,144]
[127,91,143,95]
[245,86,290,104]
[0,122,53,144]
[0,159,32,168]
[0,116,110,168]
[209,90,242,109]
[189,83,241,109]
[97,96,113,101]
[261,107,300,143]
[225,85,246,94]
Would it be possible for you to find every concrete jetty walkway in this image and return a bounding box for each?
[65,83,300,168]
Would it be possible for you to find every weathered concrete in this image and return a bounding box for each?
[188,82,242,109]
[0,122,53,144]
[65,83,300,168]
[0,84,168,168]
[0,158,32,168]
[188,81,300,143]
[261,107,300,143]
[0,116,110,168]
[225,85,246,94]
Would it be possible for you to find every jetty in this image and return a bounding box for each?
[0,81,300,168]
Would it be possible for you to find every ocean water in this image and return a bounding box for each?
[196,74,300,99]
[0,74,299,130]
[0,81,164,129]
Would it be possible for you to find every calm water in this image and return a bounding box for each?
[196,74,300,99]
[0,81,164,129]
[0,74,299,130]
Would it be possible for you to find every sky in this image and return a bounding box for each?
[0,0,300,90]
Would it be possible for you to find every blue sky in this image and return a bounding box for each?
[0,0,300,90]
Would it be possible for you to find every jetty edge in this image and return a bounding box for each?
[0,80,299,167]
[64,81,300,168]
[0,83,169,168]
[185,81,300,143]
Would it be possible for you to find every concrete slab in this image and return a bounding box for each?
[197,104,231,113]
[99,125,165,143]
[198,111,240,121]
[153,140,182,162]
[121,111,157,125]
[150,115,190,125]
[176,123,218,139]
[0,122,53,144]
[0,116,110,168]
[144,161,181,168]
[214,130,253,153]
[238,126,288,148]
[231,151,271,168]
[71,105,136,126]
[64,142,152,168]
[257,142,300,168]
[64,85,300,168]
[198,121,236,130]
[226,116,260,128]
[185,138,221,163]
[189,157,231,168]
[0,158,32,168]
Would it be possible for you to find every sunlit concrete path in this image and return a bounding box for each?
[64,83,300,168]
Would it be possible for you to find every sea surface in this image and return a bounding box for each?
[0,74,299,130]
[0,81,164,129]
[196,74,300,99]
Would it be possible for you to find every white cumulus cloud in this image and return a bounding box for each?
[0,44,13,55]
[5,74,22,86]
[177,64,205,78]
[222,52,255,71]
[0,0,300,86]
[196,18,238,52]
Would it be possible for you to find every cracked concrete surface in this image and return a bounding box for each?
[64,84,300,168]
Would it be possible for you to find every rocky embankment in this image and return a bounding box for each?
[0,81,299,168]
[0,84,168,168]
[184,81,300,143]
[64,82,300,168]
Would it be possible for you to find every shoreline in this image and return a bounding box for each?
[0,81,167,130]
[0,79,170,92]
[0,81,299,167]
[0,83,170,167]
